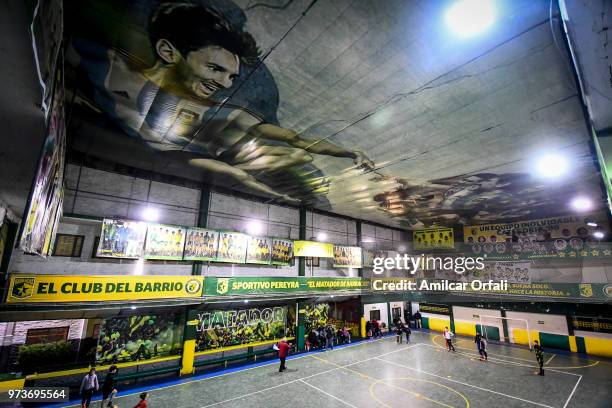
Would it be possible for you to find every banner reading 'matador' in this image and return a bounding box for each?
[6,274,204,303]
[195,306,287,352]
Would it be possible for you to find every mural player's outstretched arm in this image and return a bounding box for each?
[248,123,375,169]
[188,157,299,203]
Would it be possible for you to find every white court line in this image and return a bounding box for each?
[199,343,421,407]
[62,337,395,408]
[546,354,556,364]
[420,343,581,376]
[299,379,359,408]
[562,375,582,408]
[376,357,555,408]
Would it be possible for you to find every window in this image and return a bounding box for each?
[52,234,84,257]
[91,236,101,258]
[26,327,69,345]
[369,310,381,321]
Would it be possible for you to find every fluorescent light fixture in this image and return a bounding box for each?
[593,231,604,239]
[446,0,496,37]
[571,197,593,212]
[142,207,160,222]
[317,232,328,241]
[587,221,598,227]
[246,219,264,235]
[244,299,249,303]
[130,305,137,310]
[536,154,569,179]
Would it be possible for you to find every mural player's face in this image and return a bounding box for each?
[175,45,240,99]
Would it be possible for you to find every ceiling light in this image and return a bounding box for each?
[398,245,407,252]
[587,221,598,227]
[246,219,264,236]
[536,154,569,179]
[317,232,328,241]
[445,0,496,37]
[571,197,593,212]
[593,231,604,239]
[142,207,160,222]
[130,305,137,310]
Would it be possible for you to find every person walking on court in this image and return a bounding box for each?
[277,337,292,372]
[133,392,148,408]
[395,321,404,343]
[404,323,412,342]
[101,365,118,408]
[533,340,545,376]
[80,367,99,408]
[414,310,422,329]
[365,320,373,339]
[443,327,456,351]
[475,333,488,361]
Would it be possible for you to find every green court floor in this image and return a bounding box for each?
[65,331,612,408]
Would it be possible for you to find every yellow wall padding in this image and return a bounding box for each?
[428,317,450,333]
[180,339,196,376]
[584,336,612,358]
[454,321,476,336]
[512,329,539,346]
[569,336,578,353]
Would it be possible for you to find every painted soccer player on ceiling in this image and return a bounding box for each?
[373,172,584,228]
[69,2,372,203]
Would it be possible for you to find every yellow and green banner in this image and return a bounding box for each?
[294,240,334,258]
[6,274,204,303]
[413,227,454,250]
[206,276,368,296]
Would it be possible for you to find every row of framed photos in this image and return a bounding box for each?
[95,219,294,266]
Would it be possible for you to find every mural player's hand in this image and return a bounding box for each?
[352,151,375,170]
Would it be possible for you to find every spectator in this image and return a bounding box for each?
[325,325,335,350]
[414,310,422,329]
[365,320,373,338]
[342,326,351,344]
[80,367,99,408]
[308,330,318,350]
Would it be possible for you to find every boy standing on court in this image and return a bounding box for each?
[475,333,488,361]
[443,327,456,351]
[533,340,544,376]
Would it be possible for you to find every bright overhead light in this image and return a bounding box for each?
[317,232,328,241]
[142,207,160,222]
[587,221,598,227]
[246,219,264,235]
[593,231,604,239]
[130,305,137,310]
[244,299,249,304]
[536,154,569,179]
[571,197,593,212]
[362,238,375,243]
[445,0,496,37]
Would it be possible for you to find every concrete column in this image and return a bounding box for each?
[192,187,211,276]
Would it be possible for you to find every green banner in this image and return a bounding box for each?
[205,277,369,296]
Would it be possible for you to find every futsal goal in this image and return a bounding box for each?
[477,315,532,349]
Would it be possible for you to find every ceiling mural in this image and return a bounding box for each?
[65,0,607,228]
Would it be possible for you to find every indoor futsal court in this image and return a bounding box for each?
[56,330,611,408]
